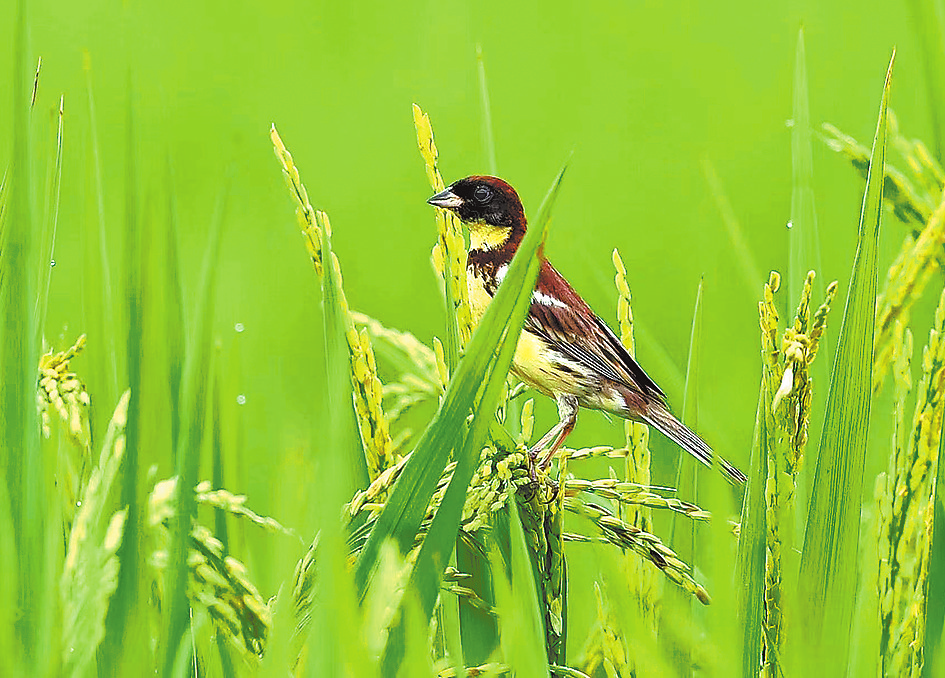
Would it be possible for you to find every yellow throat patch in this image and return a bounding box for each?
[468,220,510,250]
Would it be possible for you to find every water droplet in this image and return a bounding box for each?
[236,394,246,405]
[76,501,82,507]
[234,322,244,333]
[50,259,56,267]
[786,220,793,230]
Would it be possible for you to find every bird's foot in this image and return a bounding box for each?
[525,443,542,483]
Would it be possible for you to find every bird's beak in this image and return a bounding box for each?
[427,188,463,209]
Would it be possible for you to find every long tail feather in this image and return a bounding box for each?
[642,406,747,485]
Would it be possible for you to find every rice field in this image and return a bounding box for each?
[2,1,944,676]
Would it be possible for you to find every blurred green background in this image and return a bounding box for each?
[0,0,925,606]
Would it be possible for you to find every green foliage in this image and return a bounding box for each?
[162,182,228,672]
[61,391,130,678]
[6,3,945,678]
[492,500,550,677]
[798,52,893,677]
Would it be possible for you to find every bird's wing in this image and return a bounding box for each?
[524,261,665,399]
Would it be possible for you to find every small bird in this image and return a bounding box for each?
[427,175,746,484]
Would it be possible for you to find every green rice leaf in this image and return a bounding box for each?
[797,52,894,676]
[0,169,8,238]
[372,164,566,675]
[2,2,46,670]
[790,27,827,571]
[210,350,236,678]
[162,182,228,674]
[36,95,63,336]
[82,53,119,412]
[702,157,763,299]
[101,72,144,669]
[304,210,372,677]
[670,277,704,547]
[456,532,498,665]
[789,28,823,307]
[354,165,565,601]
[61,391,131,678]
[493,500,551,677]
[735,394,768,676]
[165,159,186,451]
[667,277,703,676]
[0,477,19,674]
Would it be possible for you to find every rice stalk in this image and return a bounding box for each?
[876,287,945,674]
[873,188,945,393]
[60,390,130,678]
[823,121,932,227]
[288,535,318,664]
[564,497,710,604]
[612,249,652,502]
[773,273,839,477]
[344,446,531,568]
[374,162,565,675]
[760,274,789,678]
[443,566,494,614]
[270,125,391,480]
[150,477,294,538]
[196,481,297,537]
[888,111,945,199]
[463,449,531,534]
[148,478,274,665]
[563,445,630,461]
[757,270,838,676]
[37,334,92,525]
[612,248,659,649]
[514,478,566,665]
[905,0,945,161]
[347,428,711,620]
[565,478,711,522]
[576,582,629,677]
[413,103,474,363]
[37,334,91,450]
[876,318,912,668]
[352,311,441,393]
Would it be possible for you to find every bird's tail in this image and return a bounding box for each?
[642,405,747,485]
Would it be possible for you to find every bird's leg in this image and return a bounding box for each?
[528,394,579,471]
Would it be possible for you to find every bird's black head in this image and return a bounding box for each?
[427,175,525,228]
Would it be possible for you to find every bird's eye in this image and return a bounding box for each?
[473,185,493,203]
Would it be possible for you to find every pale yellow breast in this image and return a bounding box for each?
[467,271,493,326]
[466,270,593,399]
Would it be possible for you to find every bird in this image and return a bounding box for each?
[427,175,746,485]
